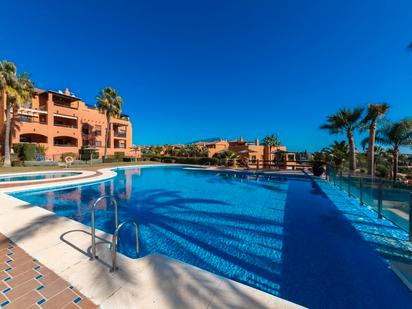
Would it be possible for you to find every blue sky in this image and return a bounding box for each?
[1,0,412,151]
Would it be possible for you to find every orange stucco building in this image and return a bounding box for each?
[0,88,133,160]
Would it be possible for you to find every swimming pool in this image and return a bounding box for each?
[11,166,412,308]
[0,171,82,183]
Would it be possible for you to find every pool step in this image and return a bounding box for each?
[389,260,412,292]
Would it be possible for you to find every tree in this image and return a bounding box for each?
[320,108,364,171]
[263,134,281,163]
[215,150,239,166]
[361,103,389,176]
[0,61,35,167]
[321,140,348,169]
[96,87,122,161]
[375,119,412,181]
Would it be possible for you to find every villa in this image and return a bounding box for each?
[0,88,134,160]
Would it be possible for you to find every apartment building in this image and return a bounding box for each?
[0,88,133,160]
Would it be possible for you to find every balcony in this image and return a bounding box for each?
[114,131,126,138]
[54,115,78,129]
[54,136,78,148]
[15,115,47,124]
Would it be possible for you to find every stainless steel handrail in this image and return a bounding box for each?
[90,195,119,260]
[110,220,139,272]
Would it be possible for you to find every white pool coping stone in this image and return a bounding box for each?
[0,165,304,308]
[0,170,96,186]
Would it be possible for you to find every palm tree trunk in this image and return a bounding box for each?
[103,113,110,161]
[393,147,399,181]
[367,121,376,176]
[347,130,356,171]
[3,99,11,167]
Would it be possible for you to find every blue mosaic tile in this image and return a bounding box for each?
[37,298,46,305]
[0,300,10,307]
[33,265,40,270]
[73,297,82,304]
[3,277,11,282]
[69,285,74,289]
[36,285,44,291]
[5,260,12,264]
[4,267,12,272]
[6,252,13,256]
[35,274,43,280]
[315,179,412,264]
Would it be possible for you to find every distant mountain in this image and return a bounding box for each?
[187,137,223,144]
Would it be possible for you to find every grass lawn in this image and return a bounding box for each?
[0,161,159,174]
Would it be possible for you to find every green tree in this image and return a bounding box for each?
[216,150,239,166]
[320,108,364,171]
[263,134,281,162]
[361,103,389,176]
[0,61,35,167]
[375,119,412,180]
[96,87,122,161]
[321,140,348,169]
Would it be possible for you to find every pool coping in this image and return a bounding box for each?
[0,165,305,308]
[0,170,96,186]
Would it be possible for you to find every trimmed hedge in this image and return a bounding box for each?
[23,161,59,167]
[146,155,220,166]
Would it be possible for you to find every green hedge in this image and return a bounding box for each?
[146,155,220,165]
[23,161,59,167]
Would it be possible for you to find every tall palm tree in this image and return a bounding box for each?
[96,87,122,161]
[320,108,364,171]
[263,134,281,163]
[0,61,35,167]
[375,119,412,181]
[361,103,389,176]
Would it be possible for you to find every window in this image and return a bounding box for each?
[95,125,102,136]
[95,141,102,147]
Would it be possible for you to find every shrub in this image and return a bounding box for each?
[375,164,389,178]
[80,147,99,161]
[11,160,24,167]
[12,143,37,161]
[114,152,125,161]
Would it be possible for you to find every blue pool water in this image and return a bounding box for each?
[11,166,412,308]
[0,171,81,182]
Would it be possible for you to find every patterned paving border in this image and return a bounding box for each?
[0,233,97,309]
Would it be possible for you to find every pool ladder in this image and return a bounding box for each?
[90,196,139,272]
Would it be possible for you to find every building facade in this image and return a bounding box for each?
[0,88,133,160]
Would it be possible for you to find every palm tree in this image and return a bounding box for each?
[263,134,281,165]
[0,61,35,167]
[216,150,239,166]
[320,108,364,171]
[375,119,412,181]
[321,140,348,169]
[96,87,122,161]
[361,103,389,176]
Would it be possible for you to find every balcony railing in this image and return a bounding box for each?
[54,143,77,147]
[54,102,78,110]
[54,123,78,129]
[16,117,47,124]
[114,131,126,138]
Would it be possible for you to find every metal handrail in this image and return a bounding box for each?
[110,220,139,272]
[90,195,119,260]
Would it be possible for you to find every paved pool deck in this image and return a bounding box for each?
[0,166,304,309]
